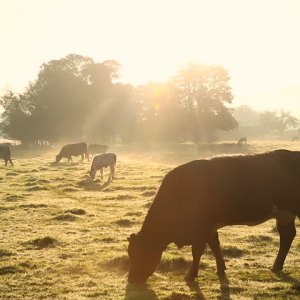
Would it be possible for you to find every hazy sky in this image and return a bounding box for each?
[1,0,300,114]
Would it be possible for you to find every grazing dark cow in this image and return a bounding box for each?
[0,143,13,166]
[128,150,300,283]
[88,144,108,157]
[89,153,117,181]
[237,137,247,144]
[55,142,89,163]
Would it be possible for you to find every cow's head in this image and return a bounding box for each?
[89,167,96,180]
[55,155,61,163]
[127,233,162,284]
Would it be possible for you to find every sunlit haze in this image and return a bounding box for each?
[1,0,300,114]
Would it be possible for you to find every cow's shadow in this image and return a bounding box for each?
[124,283,158,300]
[276,271,300,293]
[124,274,230,300]
[187,273,230,300]
[77,177,111,191]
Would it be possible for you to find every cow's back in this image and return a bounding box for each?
[141,150,300,245]
[61,142,87,156]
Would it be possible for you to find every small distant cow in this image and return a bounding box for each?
[55,142,89,163]
[0,143,13,166]
[237,137,247,144]
[88,144,108,157]
[89,153,117,181]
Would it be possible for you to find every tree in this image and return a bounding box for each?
[173,63,238,143]
[0,54,125,144]
[258,110,299,135]
[233,105,260,126]
[0,91,38,143]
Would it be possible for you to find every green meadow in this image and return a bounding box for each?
[1,141,300,299]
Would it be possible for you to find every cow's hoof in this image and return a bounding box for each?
[271,266,283,273]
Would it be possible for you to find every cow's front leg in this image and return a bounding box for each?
[185,241,207,282]
[81,154,84,161]
[100,168,103,180]
[68,156,72,162]
[207,231,226,275]
[272,218,296,272]
[109,166,115,181]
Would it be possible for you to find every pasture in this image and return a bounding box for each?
[1,141,300,299]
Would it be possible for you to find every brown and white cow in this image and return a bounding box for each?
[89,152,117,181]
[128,150,300,283]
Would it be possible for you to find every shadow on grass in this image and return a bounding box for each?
[77,178,111,191]
[186,273,230,300]
[276,272,300,294]
[125,283,158,300]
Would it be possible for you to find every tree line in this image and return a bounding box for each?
[2,53,295,146]
[233,105,299,137]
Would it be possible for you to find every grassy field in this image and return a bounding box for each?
[1,141,300,299]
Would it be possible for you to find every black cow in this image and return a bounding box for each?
[55,142,89,163]
[0,143,13,166]
[128,150,300,283]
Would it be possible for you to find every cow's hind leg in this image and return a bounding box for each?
[207,231,226,275]
[185,240,207,282]
[272,218,296,272]
[9,159,13,166]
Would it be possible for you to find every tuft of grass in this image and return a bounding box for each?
[19,203,48,209]
[163,292,191,300]
[0,249,14,258]
[115,218,135,227]
[4,194,23,201]
[65,208,86,215]
[25,236,58,249]
[99,237,116,243]
[158,257,190,272]
[27,185,48,191]
[102,255,129,273]
[6,171,19,176]
[0,265,20,275]
[62,187,78,192]
[141,190,156,197]
[53,213,78,222]
[222,245,246,258]
[246,235,273,243]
